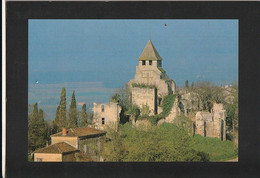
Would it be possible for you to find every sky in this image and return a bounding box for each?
[28,19,238,120]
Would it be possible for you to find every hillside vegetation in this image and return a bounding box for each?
[102,123,238,162]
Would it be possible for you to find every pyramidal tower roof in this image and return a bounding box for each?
[138,40,162,61]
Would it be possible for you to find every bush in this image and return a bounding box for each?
[132,83,156,89]
[149,94,176,125]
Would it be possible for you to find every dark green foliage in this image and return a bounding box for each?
[191,82,194,90]
[111,85,131,124]
[161,94,176,116]
[224,85,238,143]
[81,104,88,127]
[132,83,156,89]
[110,93,120,103]
[54,87,67,131]
[126,104,140,122]
[185,80,189,88]
[150,94,176,125]
[28,103,47,152]
[68,90,78,128]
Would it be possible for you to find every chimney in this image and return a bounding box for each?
[62,128,67,136]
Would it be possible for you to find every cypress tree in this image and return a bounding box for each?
[52,105,60,134]
[185,80,189,88]
[68,90,78,128]
[191,82,194,90]
[58,87,67,130]
[81,104,88,127]
[28,103,46,152]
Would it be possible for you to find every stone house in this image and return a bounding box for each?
[195,103,226,140]
[34,127,106,162]
[92,102,122,131]
[34,142,79,162]
[128,40,176,115]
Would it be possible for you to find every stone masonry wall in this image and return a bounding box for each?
[93,102,122,131]
[132,87,156,115]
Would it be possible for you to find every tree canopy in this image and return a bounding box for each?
[68,90,78,128]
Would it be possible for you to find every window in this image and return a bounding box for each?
[37,158,43,162]
[102,118,105,125]
[142,60,146,65]
[101,105,104,112]
[149,60,152,65]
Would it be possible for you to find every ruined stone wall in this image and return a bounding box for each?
[93,102,121,131]
[195,103,226,140]
[212,103,226,140]
[131,87,156,115]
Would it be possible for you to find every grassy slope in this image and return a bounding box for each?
[189,135,238,161]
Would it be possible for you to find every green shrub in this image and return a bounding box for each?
[132,83,156,89]
[149,94,176,125]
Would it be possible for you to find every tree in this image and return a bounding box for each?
[52,105,60,134]
[81,104,88,127]
[191,82,194,90]
[111,84,131,124]
[68,90,78,128]
[224,85,238,143]
[28,103,46,152]
[185,80,189,88]
[193,82,224,112]
[57,87,67,130]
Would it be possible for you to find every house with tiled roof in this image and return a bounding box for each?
[34,142,79,162]
[34,127,106,162]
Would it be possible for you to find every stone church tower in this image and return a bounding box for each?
[128,40,176,115]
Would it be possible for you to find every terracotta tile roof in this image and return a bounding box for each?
[138,40,162,61]
[51,127,106,138]
[34,142,78,154]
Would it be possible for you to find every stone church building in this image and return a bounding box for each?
[128,40,176,115]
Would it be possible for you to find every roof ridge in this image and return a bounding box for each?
[63,141,77,149]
